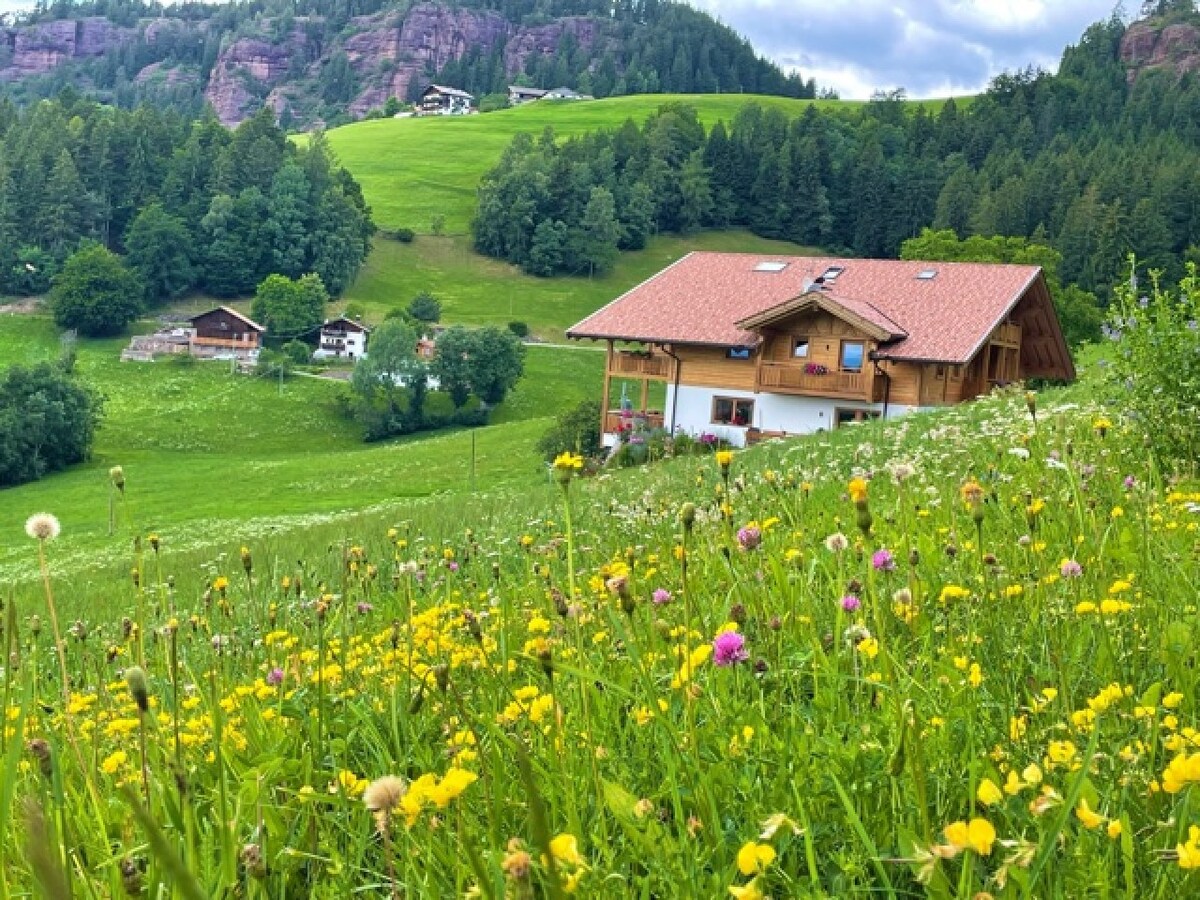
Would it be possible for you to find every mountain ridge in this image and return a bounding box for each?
[0,0,816,126]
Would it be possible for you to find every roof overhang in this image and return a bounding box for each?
[736,290,907,342]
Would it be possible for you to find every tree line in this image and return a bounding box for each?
[474,9,1200,336]
[0,97,373,312]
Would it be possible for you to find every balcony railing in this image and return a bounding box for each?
[758,363,868,399]
[610,351,671,378]
[993,322,1021,346]
[192,336,259,347]
[604,410,664,434]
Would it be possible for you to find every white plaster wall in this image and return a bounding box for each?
[662,384,916,447]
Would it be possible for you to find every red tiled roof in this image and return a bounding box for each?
[567,253,1045,364]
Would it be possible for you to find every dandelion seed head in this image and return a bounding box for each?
[25,513,60,542]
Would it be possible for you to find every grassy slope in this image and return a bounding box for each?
[0,318,602,578]
[342,231,818,340]
[321,95,829,233]
[320,93,963,234]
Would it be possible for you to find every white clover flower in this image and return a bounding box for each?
[25,513,61,541]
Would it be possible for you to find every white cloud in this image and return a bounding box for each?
[689,0,1121,98]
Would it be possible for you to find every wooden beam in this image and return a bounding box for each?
[600,340,613,435]
[639,377,649,412]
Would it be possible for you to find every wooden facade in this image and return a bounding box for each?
[189,308,263,348]
[598,305,1034,435]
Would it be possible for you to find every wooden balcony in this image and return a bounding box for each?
[757,363,870,400]
[604,409,664,434]
[609,351,671,379]
[992,322,1021,348]
[191,336,259,348]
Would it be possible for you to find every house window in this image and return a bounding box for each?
[712,396,754,427]
[836,408,882,427]
[840,341,865,373]
[792,338,810,359]
[726,347,752,360]
[935,364,946,380]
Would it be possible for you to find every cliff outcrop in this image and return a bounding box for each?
[1119,19,1200,82]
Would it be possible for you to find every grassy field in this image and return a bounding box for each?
[0,317,603,580]
[4,355,1197,897]
[342,230,818,340]
[319,93,963,234]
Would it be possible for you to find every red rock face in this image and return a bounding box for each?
[1120,19,1200,83]
[1,17,133,79]
[0,2,617,125]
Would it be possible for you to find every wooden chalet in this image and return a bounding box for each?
[418,84,474,116]
[508,85,548,104]
[314,316,370,360]
[567,253,1075,447]
[187,307,264,359]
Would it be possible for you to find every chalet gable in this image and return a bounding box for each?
[736,290,907,343]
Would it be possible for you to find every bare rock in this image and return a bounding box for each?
[1121,19,1200,83]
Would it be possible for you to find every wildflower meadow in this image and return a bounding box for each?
[3,373,1199,898]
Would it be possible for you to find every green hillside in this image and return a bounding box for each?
[342,230,819,339]
[321,94,893,233]
[0,318,602,580]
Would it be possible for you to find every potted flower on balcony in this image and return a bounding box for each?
[803,362,829,376]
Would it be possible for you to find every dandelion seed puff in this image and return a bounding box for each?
[363,775,407,814]
[25,513,61,542]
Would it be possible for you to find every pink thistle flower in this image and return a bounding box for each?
[1061,559,1083,578]
[652,588,673,605]
[871,549,896,572]
[712,631,748,667]
[737,526,762,551]
[840,594,861,612]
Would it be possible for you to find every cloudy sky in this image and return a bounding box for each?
[689,0,1123,98]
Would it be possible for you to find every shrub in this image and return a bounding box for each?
[393,227,415,243]
[408,292,442,323]
[256,349,294,379]
[0,358,102,487]
[1104,261,1200,467]
[537,399,602,462]
[507,321,530,338]
[50,244,143,337]
[283,339,314,365]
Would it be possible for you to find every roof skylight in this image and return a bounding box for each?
[754,261,789,273]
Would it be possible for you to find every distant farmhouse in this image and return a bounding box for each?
[419,84,474,116]
[544,87,593,101]
[122,306,264,362]
[188,307,265,359]
[313,317,370,360]
[508,85,547,105]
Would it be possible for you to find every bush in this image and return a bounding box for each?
[507,321,530,338]
[383,228,415,243]
[283,339,314,365]
[408,291,442,323]
[50,244,143,337]
[256,349,294,379]
[1105,261,1200,467]
[537,399,602,462]
[0,358,102,487]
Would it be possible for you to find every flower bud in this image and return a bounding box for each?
[125,666,149,714]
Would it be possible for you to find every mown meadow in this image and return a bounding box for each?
[4,347,1199,897]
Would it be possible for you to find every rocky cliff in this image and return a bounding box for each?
[1119,19,1200,82]
[1,16,133,79]
[0,2,619,125]
[0,0,808,126]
